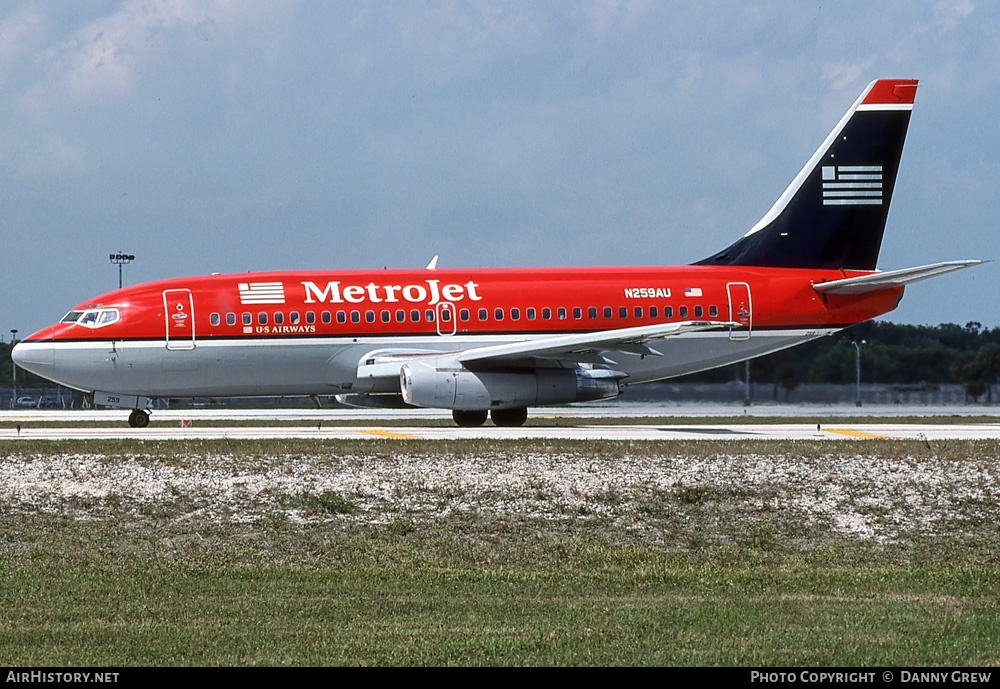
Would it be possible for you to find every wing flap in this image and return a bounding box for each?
[355,320,739,382]
[458,320,739,367]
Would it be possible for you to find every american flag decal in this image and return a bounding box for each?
[684,287,702,297]
[821,165,882,206]
[238,282,285,304]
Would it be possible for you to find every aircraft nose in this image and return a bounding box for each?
[11,341,55,374]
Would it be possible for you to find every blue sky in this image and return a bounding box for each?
[2,1,997,338]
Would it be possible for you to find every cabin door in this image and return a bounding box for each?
[163,289,196,350]
[726,282,752,341]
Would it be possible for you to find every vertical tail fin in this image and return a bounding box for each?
[697,78,917,270]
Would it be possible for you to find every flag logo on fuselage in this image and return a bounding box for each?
[821,165,882,206]
[239,282,285,304]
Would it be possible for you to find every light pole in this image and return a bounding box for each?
[853,340,866,407]
[109,252,135,289]
[10,329,17,405]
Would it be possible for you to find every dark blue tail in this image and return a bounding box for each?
[697,79,916,271]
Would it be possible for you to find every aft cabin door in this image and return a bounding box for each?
[163,289,196,350]
[726,282,752,341]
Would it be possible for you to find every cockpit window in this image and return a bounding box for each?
[70,308,121,329]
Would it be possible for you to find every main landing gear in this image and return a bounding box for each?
[128,409,150,428]
[450,407,528,427]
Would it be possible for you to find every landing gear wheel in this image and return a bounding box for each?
[453,410,488,427]
[128,409,150,428]
[491,407,528,427]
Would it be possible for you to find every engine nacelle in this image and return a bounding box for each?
[399,362,624,410]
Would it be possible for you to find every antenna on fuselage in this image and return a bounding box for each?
[426,255,439,270]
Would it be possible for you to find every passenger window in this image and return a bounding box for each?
[542,308,551,320]
[694,306,703,318]
[460,309,469,321]
[634,306,643,318]
[337,311,347,324]
[365,310,375,323]
[381,310,390,323]
[397,310,406,323]
[411,310,421,322]
[478,308,488,321]
[243,313,252,325]
[665,306,673,318]
[526,308,536,320]
[351,311,360,323]
[425,310,435,322]
[603,307,612,319]
[441,309,451,322]
[679,306,688,318]
[227,313,236,326]
[588,307,597,319]
[650,306,658,318]
[322,311,332,324]
[573,307,582,320]
[210,313,220,326]
[290,311,300,324]
[557,307,567,320]
[709,305,718,317]
[511,308,520,321]
[274,312,284,325]
[258,312,267,325]
[619,306,627,319]
[306,311,315,324]
[494,308,504,321]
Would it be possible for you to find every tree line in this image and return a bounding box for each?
[684,321,1000,402]
[3,321,999,400]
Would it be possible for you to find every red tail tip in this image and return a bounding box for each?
[863,79,918,105]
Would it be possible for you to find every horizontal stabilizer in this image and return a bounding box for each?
[813,260,984,295]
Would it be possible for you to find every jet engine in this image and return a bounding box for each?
[399,361,624,410]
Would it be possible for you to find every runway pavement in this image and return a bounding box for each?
[1,404,999,440]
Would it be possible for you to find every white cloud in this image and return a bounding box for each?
[0,6,45,69]
[821,60,877,90]
[932,0,975,31]
[24,0,282,102]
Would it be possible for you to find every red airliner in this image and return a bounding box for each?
[12,78,981,427]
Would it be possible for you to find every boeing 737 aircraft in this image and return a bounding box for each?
[12,78,981,427]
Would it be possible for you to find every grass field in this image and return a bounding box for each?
[1,437,999,666]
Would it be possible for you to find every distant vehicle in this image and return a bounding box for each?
[15,396,36,408]
[39,396,61,408]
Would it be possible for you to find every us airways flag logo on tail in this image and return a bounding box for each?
[821,165,883,206]
[239,282,285,304]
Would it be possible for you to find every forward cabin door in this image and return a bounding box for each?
[163,289,196,350]
[726,282,752,341]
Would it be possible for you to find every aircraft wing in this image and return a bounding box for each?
[355,320,740,381]
[457,320,740,367]
[813,260,984,296]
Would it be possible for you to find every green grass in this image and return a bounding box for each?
[1,438,999,665]
[3,535,998,666]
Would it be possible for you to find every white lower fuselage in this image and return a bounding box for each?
[14,327,837,399]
